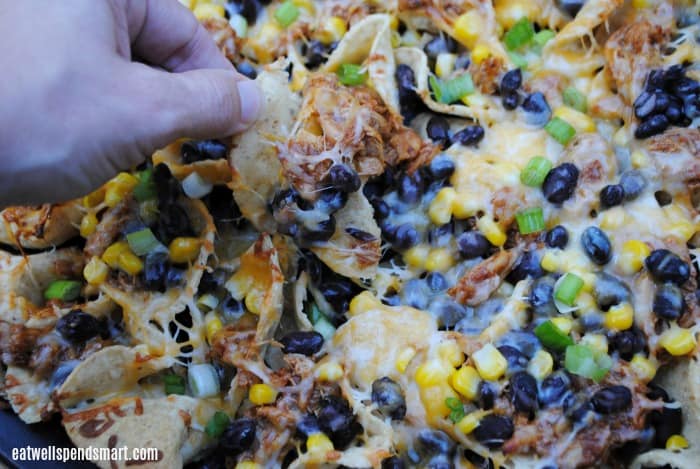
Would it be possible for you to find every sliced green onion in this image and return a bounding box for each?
[44,280,82,301]
[520,156,553,187]
[274,0,299,28]
[563,87,588,113]
[565,344,612,382]
[313,316,336,340]
[445,397,465,423]
[554,273,584,306]
[164,374,186,395]
[337,64,368,86]
[205,411,230,438]
[133,168,157,202]
[188,363,221,398]
[545,117,576,145]
[429,73,474,104]
[126,228,164,257]
[508,50,528,69]
[182,172,213,199]
[504,18,535,50]
[307,302,324,324]
[515,207,545,235]
[197,293,220,312]
[533,29,556,49]
[535,320,574,351]
[229,13,248,39]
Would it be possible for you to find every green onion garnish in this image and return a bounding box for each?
[504,18,535,50]
[515,207,545,235]
[44,280,82,302]
[445,397,465,423]
[545,117,576,145]
[534,320,574,351]
[313,316,336,340]
[274,0,299,28]
[563,87,588,113]
[126,228,164,257]
[205,411,230,438]
[533,29,556,49]
[554,273,584,306]
[188,364,221,398]
[429,73,474,104]
[520,156,553,187]
[337,64,368,86]
[565,344,612,382]
[164,374,186,395]
[133,168,157,202]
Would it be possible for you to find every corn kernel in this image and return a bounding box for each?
[451,365,480,400]
[404,244,430,269]
[472,344,507,381]
[659,326,696,356]
[396,347,416,373]
[527,350,553,380]
[292,0,315,14]
[425,248,455,272]
[306,432,334,456]
[604,302,634,331]
[245,289,264,315]
[576,292,597,313]
[80,212,98,238]
[102,241,130,269]
[631,150,649,168]
[235,463,262,469]
[461,93,489,108]
[553,106,596,133]
[540,250,561,272]
[600,207,626,231]
[471,43,492,65]
[630,354,657,382]
[420,384,458,422]
[439,341,464,368]
[429,188,457,225]
[249,383,278,405]
[389,15,399,30]
[169,237,201,264]
[456,410,487,434]
[453,11,482,48]
[83,188,105,208]
[226,272,252,300]
[666,434,689,451]
[316,361,343,381]
[435,53,457,79]
[551,317,573,334]
[349,291,381,316]
[83,257,109,285]
[205,311,223,343]
[316,16,346,44]
[495,0,536,29]
[193,3,225,20]
[632,0,652,8]
[476,217,506,247]
[118,251,144,276]
[618,240,650,275]
[249,22,282,63]
[104,172,138,208]
[580,333,608,355]
[290,67,308,92]
[452,193,480,219]
[668,220,695,242]
[415,359,453,387]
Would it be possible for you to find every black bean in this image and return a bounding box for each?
[539,371,571,406]
[542,163,579,204]
[426,272,448,292]
[301,215,336,243]
[56,310,101,343]
[427,116,451,148]
[345,227,376,242]
[635,114,670,139]
[417,429,455,455]
[424,35,457,59]
[507,251,544,284]
[619,170,647,200]
[426,454,454,469]
[473,415,514,449]
[296,414,320,437]
[599,184,625,208]
[653,283,685,320]
[594,273,630,309]
[521,92,551,127]
[457,231,491,259]
[463,449,494,469]
[647,405,683,448]
[181,140,227,163]
[429,298,467,329]
[143,251,169,292]
[451,125,485,146]
[610,328,646,361]
[393,223,419,250]
[304,40,327,69]
[428,222,454,244]
[581,226,612,265]
[654,92,671,112]
[634,91,656,119]
[398,172,424,204]
[646,69,665,90]
[381,456,406,469]
[665,101,683,123]
[371,198,391,220]
[221,295,245,322]
[454,54,471,70]
[675,77,700,96]
[563,394,591,422]
[478,382,496,410]
[529,276,557,316]
[221,418,256,454]
[557,0,585,17]
[166,267,186,287]
[280,331,324,356]
[316,187,348,213]
[396,64,423,123]
[654,190,673,206]
[320,280,356,315]
[237,61,257,79]
[371,377,407,420]
[591,386,632,414]
[204,186,241,226]
[545,225,569,249]
[402,279,431,310]
[156,204,193,244]
[499,346,529,372]
[500,69,522,93]
[510,372,539,415]
[645,249,690,285]
[502,91,520,110]
[428,154,456,180]
[327,164,361,193]
[317,396,362,449]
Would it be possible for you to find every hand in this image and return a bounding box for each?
[0,0,262,206]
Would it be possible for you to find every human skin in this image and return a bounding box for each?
[0,0,262,206]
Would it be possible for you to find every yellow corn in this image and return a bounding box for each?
[420,383,459,422]
[389,15,399,30]
[451,365,480,400]
[316,16,347,44]
[470,43,491,65]
[580,333,608,355]
[604,302,634,331]
[306,432,334,456]
[600,207,626,231]
[102,241,130,269]
[435,53,457,79]
[429,188,457,225]
[104,172,138,208]
[226,272,253,300]
[666,434,689,451]
[659,326,696,356]
[631,150,649,169]
[618,240,650,276]
[495,0,536,29]
[249,22,281,63]
[452,192,479,219]
[415,359,453,387]
[316,361,343,381]
[244,289,264,315]
[630,354,657,382]
[118,251,144,276]
[83,256,109,285]
[453,11,482,48]
[632,0,653,8]
[527,350,553,380]
[476,217,506,247]
[554,106,596,133]
[83,187,105,208]
[249,383,278,405]
[404,244,430,269]
[472,344,507,381]
[576,292,597,313]
[551,317,573,335]
[540,250,561,272]
[290,67,308,92]
[396,347,416,373]
[457,410,488,434]
[235,463,262,469]
[668,220,695,242]
[439,341,464,368]
[169,237,201,264]
[193,3,225,20]
[292,0,315,14]
[349,291,381,316]
[425,248,455,272]
[80,212,98,238]
[205,311,223,343]
[462,93,489,108]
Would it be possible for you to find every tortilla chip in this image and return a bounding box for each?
[0,201,82,250]
[4,366,54,423]
[152,140,232,185]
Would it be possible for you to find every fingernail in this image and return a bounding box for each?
[237,80,262,126]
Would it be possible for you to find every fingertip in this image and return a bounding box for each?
[234,79,263,132]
